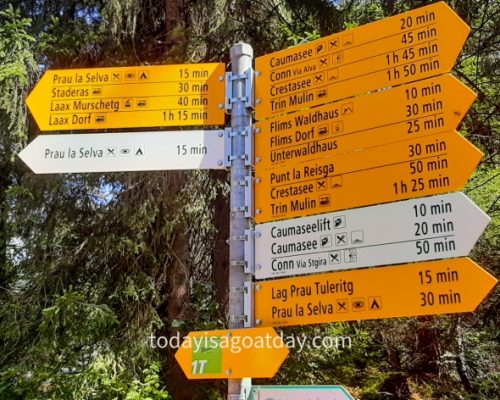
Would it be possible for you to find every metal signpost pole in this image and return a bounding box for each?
[227,42,254,400]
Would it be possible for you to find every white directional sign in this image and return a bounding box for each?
[19,130,225,174]
[255,193,490,280]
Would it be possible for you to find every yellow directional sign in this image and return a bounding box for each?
[255,1,470,120]
[175,327,289,379]
[255,258,497,327]
[26,63,225,131]
[255,131,482,224]
[256,74,476,168]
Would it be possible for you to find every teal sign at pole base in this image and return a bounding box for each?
[250,385,354,400]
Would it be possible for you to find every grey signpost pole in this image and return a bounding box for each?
[227,42,254,400]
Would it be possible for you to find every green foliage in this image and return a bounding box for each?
[284,27,321,46]
[0,1,498,400]
[79,358,169,400]
[0,173,171,398]
[0,5,34,82]
[38,15,107,67]
[342,2,385,29]
[39,286,119,351]
[466,164,499,252]
[0,356,169,400]
[0,4,36,142]
[101,0,141,38]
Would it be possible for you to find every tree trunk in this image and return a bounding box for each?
[164,223,193,400]
[0,161,11,294]
[415,316,441,373]
[158,171,196,400]
[165,0,184,32]
[452,317,476,394]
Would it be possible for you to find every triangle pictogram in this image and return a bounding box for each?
[370,298,381,309]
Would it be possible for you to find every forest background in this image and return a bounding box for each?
[0,0,498,399]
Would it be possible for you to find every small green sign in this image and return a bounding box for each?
[191,336,222,375]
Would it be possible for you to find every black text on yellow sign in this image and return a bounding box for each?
[26,63,225,131]
[255,1,470,120]
[255,74,476,168]
[255,258,497,327]
[255,131,482,224]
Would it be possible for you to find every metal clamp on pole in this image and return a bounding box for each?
[228,283,252,328]
[230,260,246,267]
[243,281,254,328]
[244,176,254,218]
[245,69,255,109]
[225,126,254,168]
[223,128,233,168]
[229,314,247,324]
[227,235,246,242]
[242,126,254,167]
[225,68,254,111]
[244,229,255,274]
